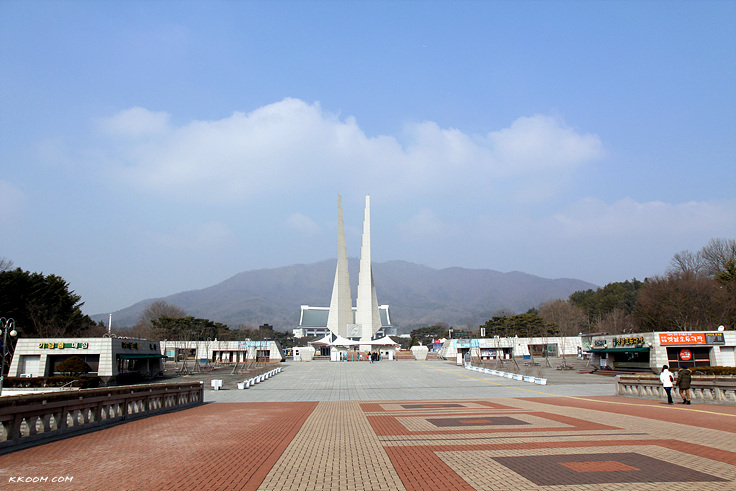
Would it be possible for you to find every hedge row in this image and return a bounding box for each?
[4,376,101,389]
[689,366,736,376]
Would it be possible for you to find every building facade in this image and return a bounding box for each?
[294,304,394,339]
[160,339,284,364]
[8,337,165,383]
[9,337,285,384]
[587,330,734,371]
[436,331,735,371]
[437,336,583,362]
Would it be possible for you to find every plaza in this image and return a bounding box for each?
[1,359,735,490]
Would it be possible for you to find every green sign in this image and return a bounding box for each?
[39,342,89,349]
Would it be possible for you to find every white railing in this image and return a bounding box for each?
[615,375,736,405]
[465,364,547,385]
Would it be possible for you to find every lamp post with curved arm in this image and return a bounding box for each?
[0,317,18,396]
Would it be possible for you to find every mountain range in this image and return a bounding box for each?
[96,259,597,333]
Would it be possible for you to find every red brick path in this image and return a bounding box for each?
[1,396,735,490]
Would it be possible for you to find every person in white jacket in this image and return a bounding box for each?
[659,365,674,405]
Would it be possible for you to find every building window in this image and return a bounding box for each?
[666,346,710,369]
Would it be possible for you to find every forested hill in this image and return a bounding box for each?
[96,259,597,332]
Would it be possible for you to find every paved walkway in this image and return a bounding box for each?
[1,360,735,490]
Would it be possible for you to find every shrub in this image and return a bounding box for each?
[690,366,736,376]
[4,376,101,388]
[54,356,92,375]
[115,372,145,385]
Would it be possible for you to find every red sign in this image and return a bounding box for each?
[659,333,706,345]
[679,349,692,361]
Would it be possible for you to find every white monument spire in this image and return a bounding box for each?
[355,195,382,343]
[326,195,353,338]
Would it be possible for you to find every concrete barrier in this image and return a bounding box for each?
[0,382,204,453]
[616,375,736,405]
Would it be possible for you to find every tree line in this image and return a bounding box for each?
[0,261,103,338]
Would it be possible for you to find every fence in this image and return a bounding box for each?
[0,382,204,452]
[615,375,736,405]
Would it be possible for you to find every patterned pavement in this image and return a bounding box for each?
[1,361,735,490]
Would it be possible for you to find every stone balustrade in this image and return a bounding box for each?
[0,382,204,452]
[616,375,736,405]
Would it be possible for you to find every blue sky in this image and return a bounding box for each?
[1,1,734,318]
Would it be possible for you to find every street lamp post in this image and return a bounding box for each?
[0,317,18,397]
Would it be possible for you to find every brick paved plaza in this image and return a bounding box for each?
[1,360,735,490]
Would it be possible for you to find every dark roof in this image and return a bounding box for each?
[300,306,391,327]
[301,309,330,327]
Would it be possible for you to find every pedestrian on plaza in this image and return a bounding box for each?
[676,365,692,404]
[659,365,674,404]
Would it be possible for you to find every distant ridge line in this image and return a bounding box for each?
[93,259,597,331]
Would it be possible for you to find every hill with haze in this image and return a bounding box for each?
[97,259,597,332]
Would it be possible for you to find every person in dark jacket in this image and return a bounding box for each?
[676,366,692,404]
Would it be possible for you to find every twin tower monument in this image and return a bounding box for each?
[326,195,383,345]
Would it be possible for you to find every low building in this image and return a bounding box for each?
[8,337,286,384]
[437,336,582,362]
[435,331,736,372]
[588,330,734,371]
[8,337,165,383]
[160,339,284,364]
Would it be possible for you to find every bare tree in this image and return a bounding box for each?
[131,300,186,339]
[666,250,706,277]
[598,307,636,335]
[635,272,734,331]
[700,238,736,277]
[539,299,587,366]
[0,257,13,272]
[492,308,514,318]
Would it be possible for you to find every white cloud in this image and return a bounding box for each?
[149,221,234,250]
[94,99,604,204]
[383,197,735,286]
[485,115,605,174]
[0,181,25,225]
[548,197,736,239]
[285,212,321,236]
[99,107,171,138]
[398,208,450,237]
[460,197,736,284]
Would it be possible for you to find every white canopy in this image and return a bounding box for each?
[313,334,398,347]
[370,336,399,346]
[328,335,362,347]
[311,334,333,346]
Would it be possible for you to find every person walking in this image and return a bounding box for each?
[676,366,692,404]
[659,365,674,404]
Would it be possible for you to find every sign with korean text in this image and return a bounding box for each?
[39,342,89,349]
[679,349,692,361]
[238,341,271,349]
[705,333,725,345]
[659,332,724,345]
[613,336,644,347]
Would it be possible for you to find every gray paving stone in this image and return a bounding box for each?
[201,360,615,403]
